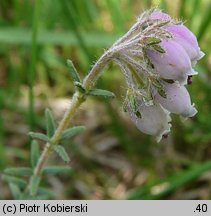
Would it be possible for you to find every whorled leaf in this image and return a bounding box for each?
[28,132,50,142]
[61,126,86,142]
[53,145,70,163]
[45,108,56,137]
[86,88,115,98]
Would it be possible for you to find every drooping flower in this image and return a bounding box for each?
[165,24,204,65]
[154,82,197,117]
[128,97,171,142]
[111,9,204,141]
[146,39,197,85]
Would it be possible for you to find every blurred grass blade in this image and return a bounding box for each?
[179,0,187,19]
[30,140,40,168]
[45,108,56,137]
[189,0,200,28]
[106,0,124,32]
[28,0,41,130]
[0,28,119,47]
[128,161,211,199]
[197,3,211,42]
[60,0,92,63]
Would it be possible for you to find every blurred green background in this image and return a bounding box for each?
[0,0,211,199]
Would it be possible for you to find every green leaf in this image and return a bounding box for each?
[61,126,86,141]
[87,89,115,98]
[30,140,40,168]
[67,59,81,83]
[53,145,70,162]
[45,108,56,137]
[2,175,27,188]
[9,183,22,200]
[28,132,50,142]
[43,166,72,175]
[30,175,41,196]
[4,167,32,177]
[144,37,161,45]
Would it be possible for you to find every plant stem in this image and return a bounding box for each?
[28,49,112,195]
[33,91,85,177]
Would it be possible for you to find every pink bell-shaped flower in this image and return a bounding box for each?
[165,24,204,65]
[154,82,197,117]
[146,39,197,85]
[128,100,171,142]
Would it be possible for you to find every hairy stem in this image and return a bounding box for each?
[28,49,112,196]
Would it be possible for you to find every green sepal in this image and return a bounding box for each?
[152,44,165,53]
[28,132,50,142]
[128,93,138,114]
[86,88,115,98]
[45,108,56,137]
[53,145,70,163]
[144,37,161,45]
[43,166,71,175]
[67,59,81,83]
[152,79,167,98]
[158,89,167,98]
[156,20,170,27]
[61,126,86,142]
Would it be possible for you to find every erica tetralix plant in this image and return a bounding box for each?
[113,9,204,141]
[14,8,204,198]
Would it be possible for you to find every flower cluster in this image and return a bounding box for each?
[111,9,204,142]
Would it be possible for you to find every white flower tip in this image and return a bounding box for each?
[192,51,205,66]
[181,105,197,118]
[155,122,172,143]
[198,51,205,60]
[189,69,198,76]
[155,107,172,143]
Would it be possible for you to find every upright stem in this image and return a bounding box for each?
[28,49,112,195]
[33,92,85,177]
